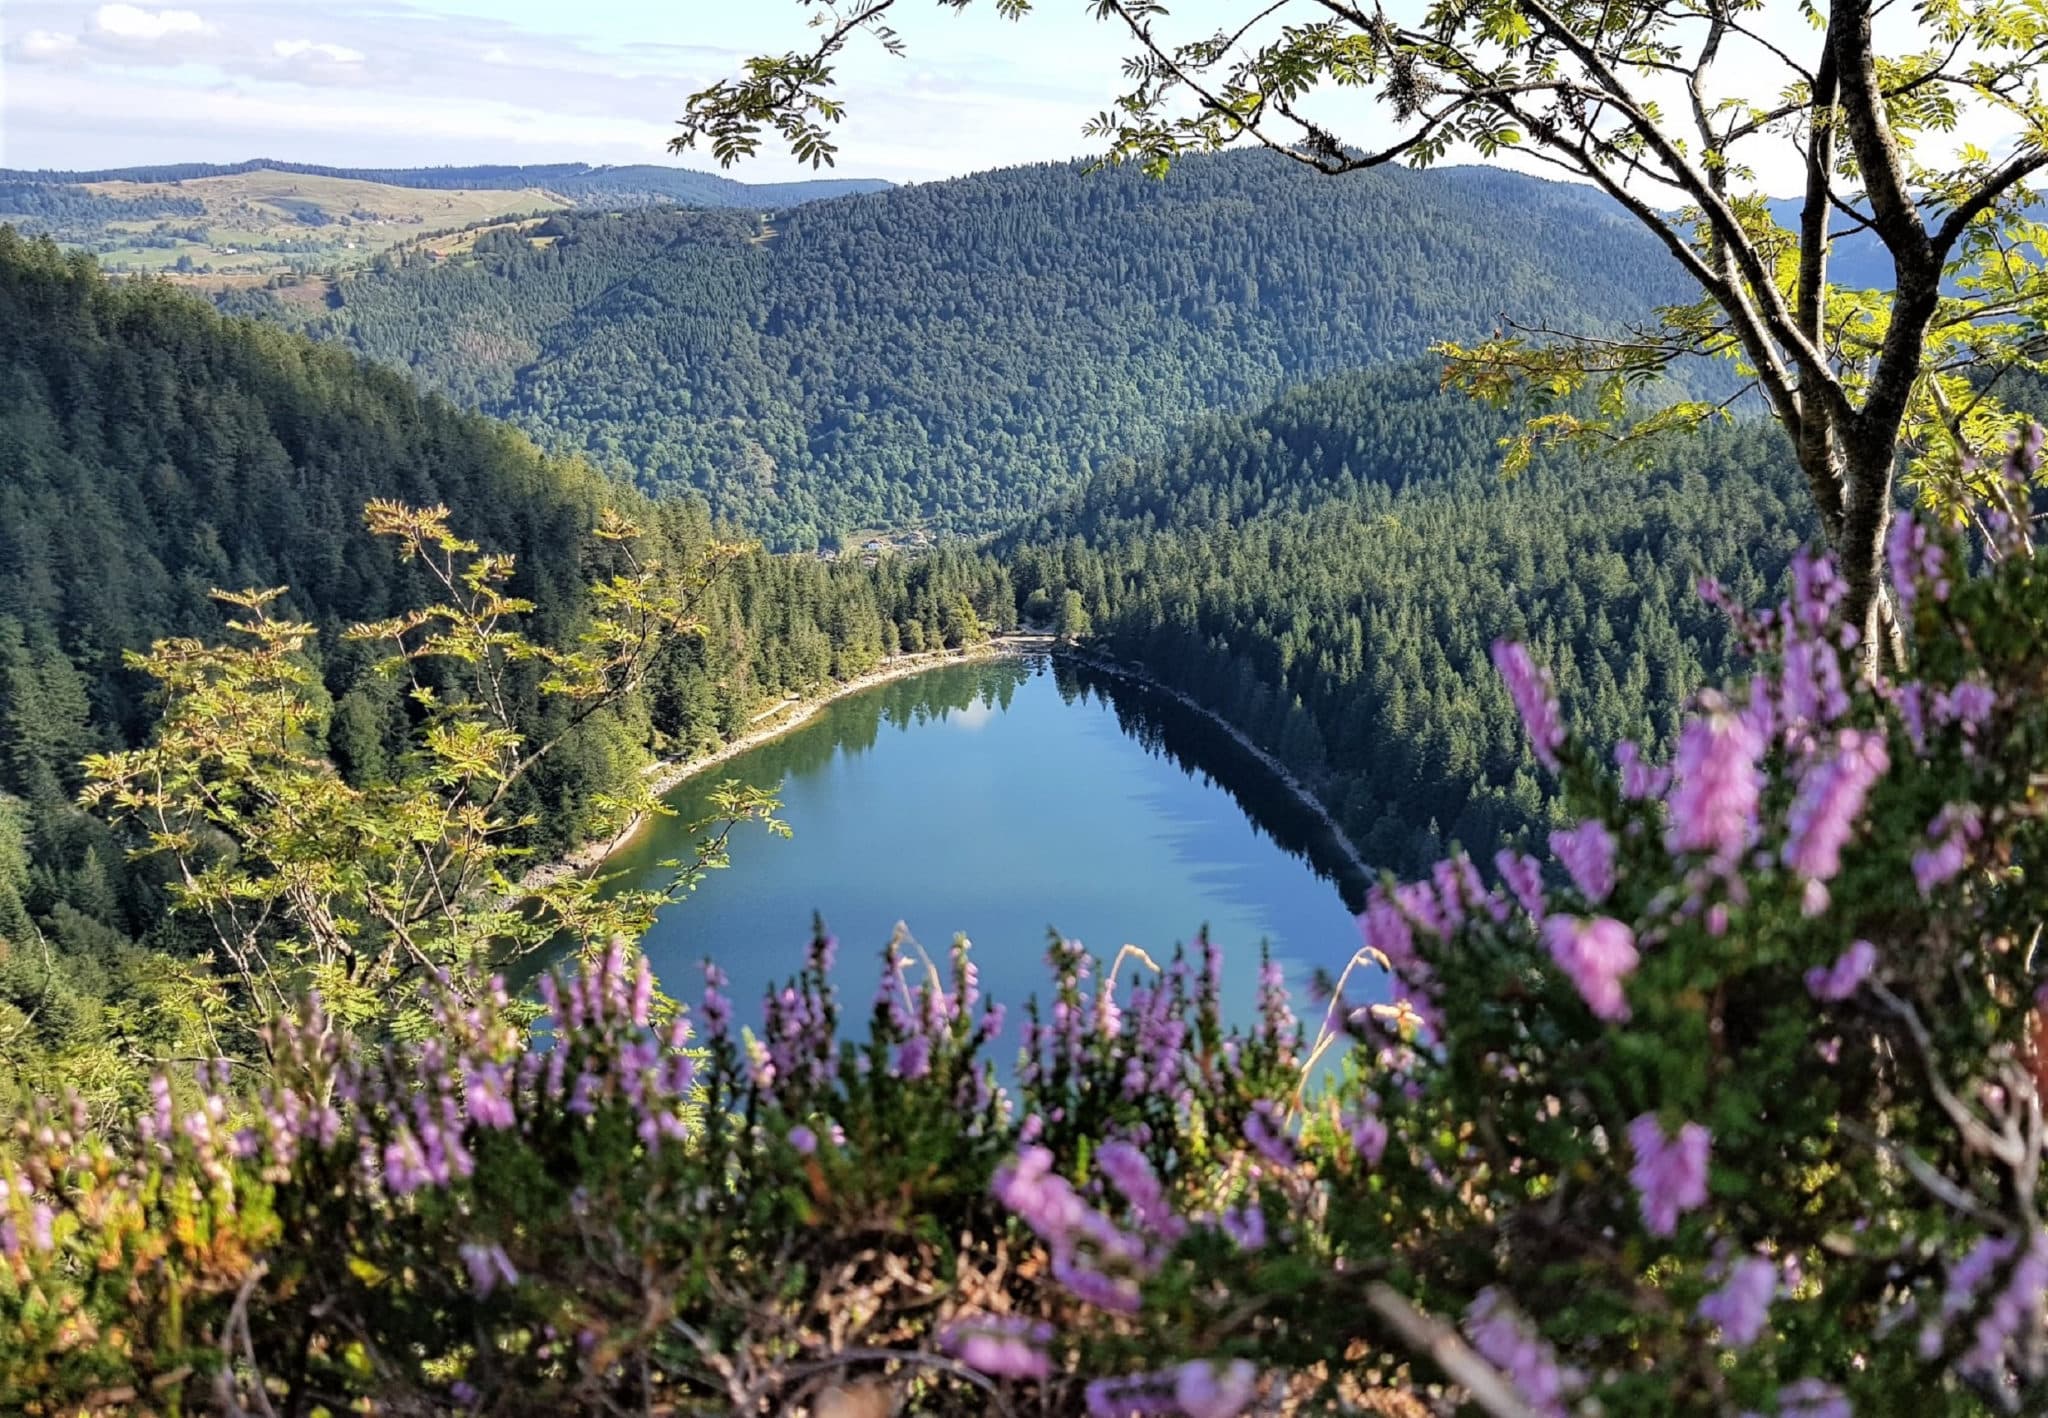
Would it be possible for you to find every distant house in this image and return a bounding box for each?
[863,539,885,552]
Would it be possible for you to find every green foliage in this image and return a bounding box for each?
[0,232,1016,1104]
[231,154,1693,546]
[680,0,2048,644]
[6,515,2046,1415]
[1005,361,1820,870]
[76,503,777,1043]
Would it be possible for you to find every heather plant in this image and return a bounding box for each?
[5,444,2048,1415]
[973,430,2048,1416]
[0,917,1305,1412]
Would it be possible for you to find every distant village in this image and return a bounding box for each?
[815,529,936,565]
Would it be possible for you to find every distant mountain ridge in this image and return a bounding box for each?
[231,150,1698,546]
[0,158,893,208]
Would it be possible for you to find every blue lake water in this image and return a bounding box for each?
[602,655,1377,1035]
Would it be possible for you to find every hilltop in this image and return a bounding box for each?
[0,158,890,289]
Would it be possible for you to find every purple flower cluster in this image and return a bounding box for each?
[1804,941,1878,1002]
[1357,856,1485,1036]
[1665,700,1766,868]
[1919,1232,2017,1360]
[1887,513,1949,616]
[940,1314,1055,1382]
[1627,1114,1711,1237]
[1614,739,1670,801]
[1912,804,1982,895]
[1463,1288,1583,1417]
[1549,819,1617,903]
[1254,955,1296,1060]
[1697,1253,1778,1349]
[1781,729,1888,914]
[1492,639,1565,771]
[1542,915,1638,1022]
[1241,1099,1298,1168]
[992,1146,1151,1313]
[458,1241,518,1297]
[1083,1360,1257,1418]
[1958,1231,2048,1381]
[230,947,700,1210]
[1096,1140,1187,1248]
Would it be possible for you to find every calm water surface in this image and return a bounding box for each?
[605,656,1378,1033]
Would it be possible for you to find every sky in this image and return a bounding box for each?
[0,0,1166,181]
[0,0,2006,189]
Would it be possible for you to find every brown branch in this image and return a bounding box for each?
[1365,1283,1541,1418]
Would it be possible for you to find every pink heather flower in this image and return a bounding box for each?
[1628,1114,1711,1237]
[1962,1231,2048,1379]
[1494,849,1547,922]
[941,1316,1054,1382]
[1778,629,1849,739]
[1492,639,1564,771]
[1887,513,1947,616]
[1936,679,1997,733]
[1922,1234,2018,1359]
[1788,550,1846,629]
[1614,739,1669,801]
[1542,915,1638,1022]
[1053,1255,1142,1314]
[1464,1288,1583,1417]
[1665,702,1765,866]
[1550,819,1617,903]
[1896,681,1928,756]
[1242,1100,1298,1168]
[1173,1360,1258,1418]
[1096,1141,1184,1246]
[1698,1254,1778,1349]
[893,1034,931,1080]
[1349,1110,1388,1166]
[1218,1204,1266,1251]
[1805,941,1878,1003]
[1913,804,1982,895]
[1781,730,1889,913]
[457,1242,518,1297]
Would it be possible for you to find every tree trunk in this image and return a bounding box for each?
[1831,424,1921,672]
[1790,409,1902,674]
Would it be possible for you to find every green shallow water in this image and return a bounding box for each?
[602,654,1379,1033]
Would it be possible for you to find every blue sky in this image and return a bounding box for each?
[0,0,1221,181]
[0,2,1995,190]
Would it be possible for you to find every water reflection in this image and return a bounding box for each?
[595,656,1379,1042]
[1053,659,1372,912]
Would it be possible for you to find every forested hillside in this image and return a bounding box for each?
[0,160,888,288]
[0,232,1011,1097]
[1005,363,1820,868]
[234,154,1692,545]
[0,159,889,209]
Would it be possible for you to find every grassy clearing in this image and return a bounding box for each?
[70,171,570,288]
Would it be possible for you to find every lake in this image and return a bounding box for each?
[602,654,1379,1039]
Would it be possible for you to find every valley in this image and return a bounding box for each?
[6,0,2047,1399]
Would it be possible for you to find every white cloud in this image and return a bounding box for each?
[16,29,82,60]
[91,4,211,43]
[273,39,366,64]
